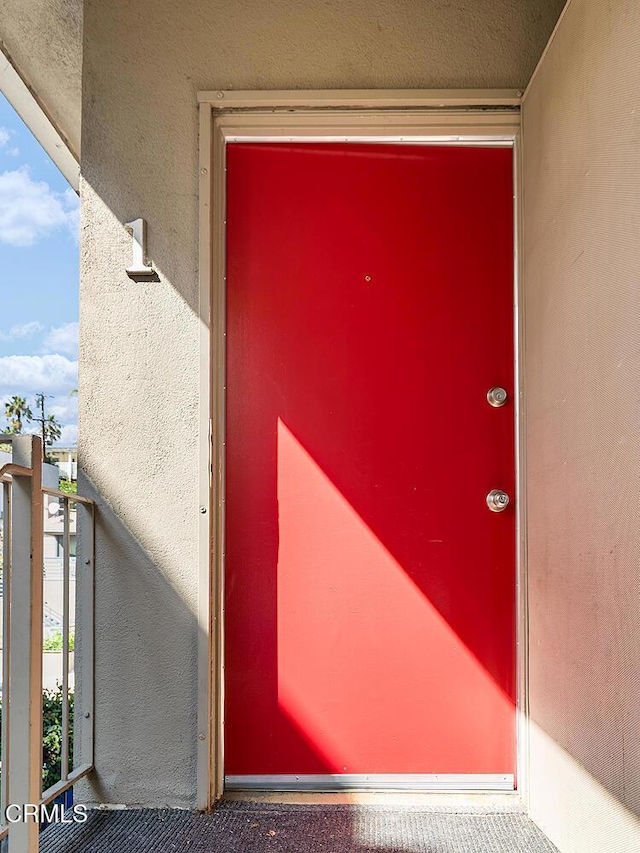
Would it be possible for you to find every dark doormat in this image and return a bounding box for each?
[40,802,558,853]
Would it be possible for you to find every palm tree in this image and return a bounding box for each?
[44,414,62,447]
[4,396,33,434]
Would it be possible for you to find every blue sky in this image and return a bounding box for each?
[0,94,79,445]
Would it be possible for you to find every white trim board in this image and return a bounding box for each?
[197,91,525,808]
[226,775,515,793]
[0,46,79,191]
[198,89,522,109]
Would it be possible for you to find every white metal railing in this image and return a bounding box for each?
[0,435,95,853]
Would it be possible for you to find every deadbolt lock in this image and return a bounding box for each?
[486,489,510,512]
[487,387,508,407]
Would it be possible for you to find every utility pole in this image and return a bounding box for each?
[33,393,53,462]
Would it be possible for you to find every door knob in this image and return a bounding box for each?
[487,387,508,407]
[486,489,510,512]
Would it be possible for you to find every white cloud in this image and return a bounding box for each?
[62,187,79,239]
[58,423,78,446]
[0,128,19,157]
[0,326,80,447]
[0,167,79,246]
[43,322,79,356]
[10,320,43,339]
[0,354,78,395]
[48,392,78,424]
[0,320,44,342]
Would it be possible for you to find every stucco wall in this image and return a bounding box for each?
[0,0,82,158]
[80,0,565,807]
[523,1,640,851]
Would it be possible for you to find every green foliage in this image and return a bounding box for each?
[2,394,63,457]
[58,478,78,495]
[44,414,62,447]
[42,685,74,791]
[0,686,74,792]
[43,629,75,651]
[3,396,32,434]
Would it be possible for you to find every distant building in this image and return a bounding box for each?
[47,446,77,481]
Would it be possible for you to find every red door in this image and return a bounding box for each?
[224,143,515,788]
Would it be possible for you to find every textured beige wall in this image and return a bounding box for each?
[0,0,82,158]
[523,1,640,851]
[80,0,565,807]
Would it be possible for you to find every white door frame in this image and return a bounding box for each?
[196,90,527,807]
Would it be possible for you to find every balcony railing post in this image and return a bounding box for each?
[60,498,70,783]
[7,436,43,853]
[1,470,12,819]
[75,499,95,775]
